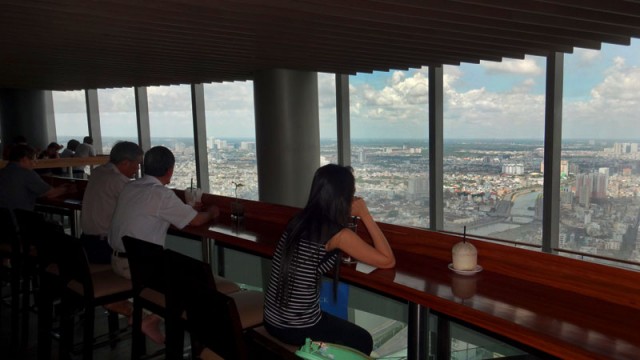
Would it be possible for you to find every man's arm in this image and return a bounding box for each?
[189,205,220,226]
[42,183,73,199]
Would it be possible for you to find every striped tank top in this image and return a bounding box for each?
[264,232,338,328]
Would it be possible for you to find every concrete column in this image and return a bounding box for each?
[254,69,320,208]
[0,89,52,152]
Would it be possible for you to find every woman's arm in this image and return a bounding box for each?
[326,198,395,268]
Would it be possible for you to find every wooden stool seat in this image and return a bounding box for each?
[248,325,300,359]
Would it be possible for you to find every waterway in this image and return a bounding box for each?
[472,191,540,236]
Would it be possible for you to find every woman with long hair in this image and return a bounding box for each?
[264,164,395,355]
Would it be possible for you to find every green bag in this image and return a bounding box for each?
[296,338,372,360]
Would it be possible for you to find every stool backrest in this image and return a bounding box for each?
[13,208,46,253]
[0,207,19,256]
[51,231,94,297]
[164,249,248,359]
[122,236,165,294]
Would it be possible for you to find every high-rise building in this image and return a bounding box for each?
[407,176,429,200]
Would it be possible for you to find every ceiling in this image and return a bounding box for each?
[1,0,639,91]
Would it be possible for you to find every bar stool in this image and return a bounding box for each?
[164,249,265,359]
[247,326,300,360]
[124,235,247,359]
[0,207,22,355]
[54,232,133,360]
[13,208,48,351]
[187,288,251,359]
[122,236,169,359]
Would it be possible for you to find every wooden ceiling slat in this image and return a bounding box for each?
[0,0,636,90]
[244,0,632,45]
[451,0,640,29]
[531,0,640,16]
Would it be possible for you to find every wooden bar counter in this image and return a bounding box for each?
[39,187,640,359]
[183,193,640,360]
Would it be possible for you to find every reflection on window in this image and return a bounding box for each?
[319,72,338,165]
[147,85,196,190]
[349,68,429,228]
[203,81,257,200]
[53,90,89,149]
[97,88,137,154]
[443,57,546,247]
[561,40,640,271]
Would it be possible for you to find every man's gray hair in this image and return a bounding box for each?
[109,141,143,164]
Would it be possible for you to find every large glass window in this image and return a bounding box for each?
[561,40,640,270]
[318,72,338,165]
[203,81,257,200]
[97,88,137,154]
[147,85,196,190]
[53,90,89,148]
[349,68,429,228]
[443,56,546,247]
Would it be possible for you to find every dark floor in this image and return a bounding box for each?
[0,282,167,360]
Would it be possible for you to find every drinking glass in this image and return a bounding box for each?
[185,187,203,206]
[342,216,359,264]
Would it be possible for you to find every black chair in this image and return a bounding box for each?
[122,235,168,359]
[0,207,22,355]
[31,219,67,360]
[55,232,133,360]
[13,208,49,351]
[188,287,250,359]
[164,249,265,359]
[125,236,247,359]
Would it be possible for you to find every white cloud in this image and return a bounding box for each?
[574,48,602,66]
[481,58,543,76]
[564,59,640,138]
[52,90,86,113]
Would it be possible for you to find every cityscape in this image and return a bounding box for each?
[87,136,640,271]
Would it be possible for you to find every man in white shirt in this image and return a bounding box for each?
[81,141,143,264]
[73,136,96,177]
[109,145,219,278]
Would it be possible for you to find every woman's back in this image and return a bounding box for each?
[264,232,338,328]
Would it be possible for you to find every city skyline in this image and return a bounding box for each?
[51,40,640,140]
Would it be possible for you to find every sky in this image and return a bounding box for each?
[53,39,640,140]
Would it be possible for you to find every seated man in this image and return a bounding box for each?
[108,146,219,344]
[81,141,143,264]
[73,136,96,178]
[0,144,70,211]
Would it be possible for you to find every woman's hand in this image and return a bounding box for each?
[351,196,370,219]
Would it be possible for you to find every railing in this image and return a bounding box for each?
[0,155,109,170]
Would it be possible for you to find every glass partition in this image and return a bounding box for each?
[53,90,89,149]
[443,56,546,248]
[349,68,430,228]
[147,84,196,190]
[203,81,257,200]
[560,40,640,270]
[319,72,338,165]
[97,87,138,154]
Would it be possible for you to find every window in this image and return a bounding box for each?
[203,81,257,200]
[561,40,640,270]
[443,56,546,247]
[318,72,338,165]
[147,85,196,190]
[349,68,429,228]
[97,88,137,154]
[53,90,89,147]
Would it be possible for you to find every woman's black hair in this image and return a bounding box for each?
[275,164,355,304]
